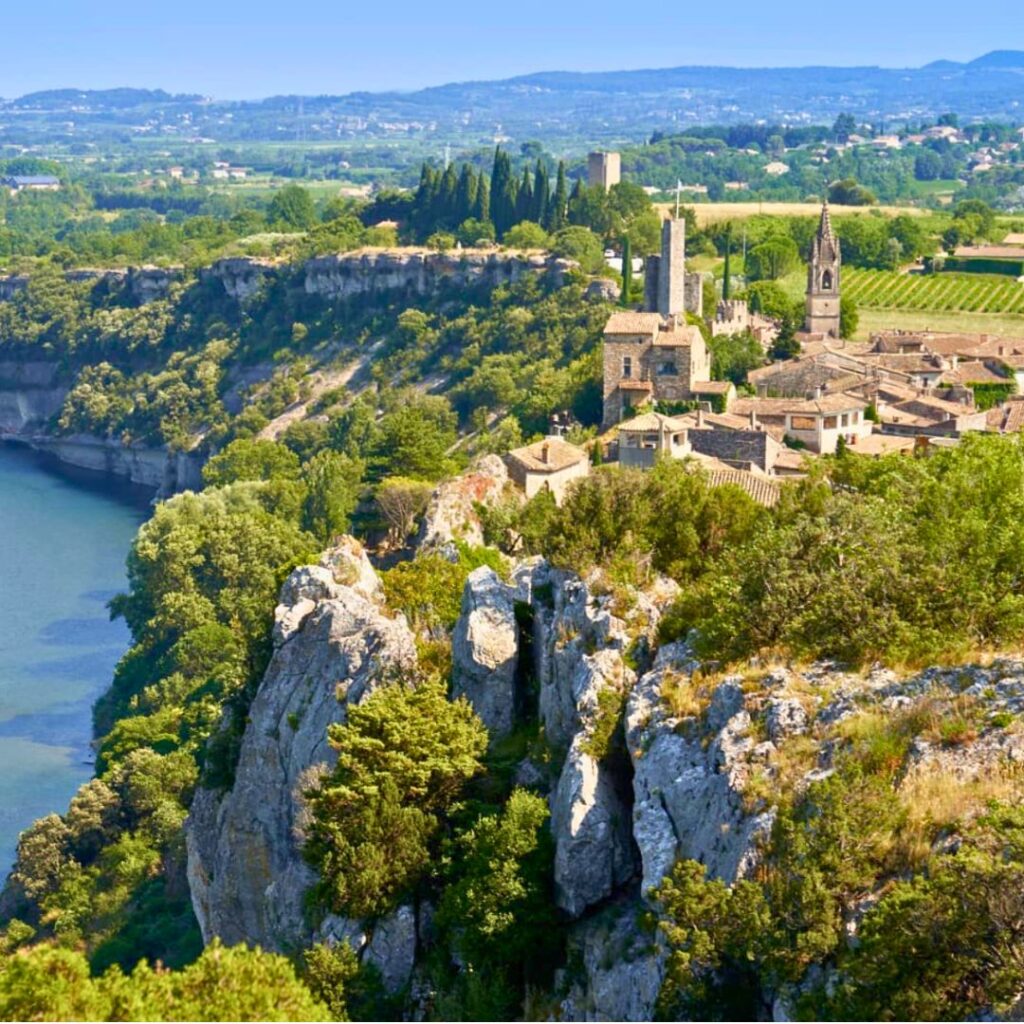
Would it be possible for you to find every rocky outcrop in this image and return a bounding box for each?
[303,248,574,301]
[200,257,279,302]
[551,737,636,917]
[557,906,665,1023]
[185,540,417,954]
[14,433,203,497]
[626,650,776,895]
[0,266,180,305]
[418,454,513,550]
[451,566,520,739]
[0,360,67,433]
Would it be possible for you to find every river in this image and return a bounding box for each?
[0,443,148,877]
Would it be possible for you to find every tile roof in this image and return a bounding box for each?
[618,412,690,433]
[690,380,734,394]
[731,394,867,416]
[603,311,663,335]
[506,438,588,474]
[652,324,704,347]
[703,468,780,508]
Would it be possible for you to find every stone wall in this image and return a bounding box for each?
[689,428,779,472]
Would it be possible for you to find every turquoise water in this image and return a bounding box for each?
[0,443,147,876]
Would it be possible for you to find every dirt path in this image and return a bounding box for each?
[258,342,381,440]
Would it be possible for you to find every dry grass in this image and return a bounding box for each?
[660,669,710,719]
[897,765,1024,868]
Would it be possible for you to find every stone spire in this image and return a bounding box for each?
[805,197,842,337]
[813,197,840,265]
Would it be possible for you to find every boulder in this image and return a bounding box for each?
[451,567,520,738]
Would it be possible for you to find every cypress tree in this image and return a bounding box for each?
[722,223,732,300]
[474,173,490,224]
[548,161,568,232]
[412,163,439,240]
[621,236,632,306]
[567,179,584,226]
[490,147,516,238]
[455,164,478,226]
[438,163,459,228]
[533,160,549,228]
[515,166,534,226]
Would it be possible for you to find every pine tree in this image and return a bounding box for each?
[621,235,632,306]
[455,164,478,226]
[547,161,568,232]
[533,160,549,228]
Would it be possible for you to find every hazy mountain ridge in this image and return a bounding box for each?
[3,52,1024,148]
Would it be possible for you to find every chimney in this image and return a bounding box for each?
[757,381,768,397]
[541,441,550,464]
[749,408,758,429]
[696,407,704,428]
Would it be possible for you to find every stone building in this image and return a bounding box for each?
[601,313,712,426]
[602,215,715,426]
[805,200,842,338]
[505,437,590,503]
[587,152,621,190]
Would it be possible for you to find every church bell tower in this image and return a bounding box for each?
[806,199,842,337]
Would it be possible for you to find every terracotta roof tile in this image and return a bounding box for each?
[603,311,663,335]
[506,438,588,474]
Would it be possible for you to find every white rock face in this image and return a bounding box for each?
[551,735,636,917]
[626,653,775,894]
[185,550,417,953]
[558,908,666,1022]
[451,566,520,739]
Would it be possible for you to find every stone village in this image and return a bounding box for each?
[501,159,1024,509]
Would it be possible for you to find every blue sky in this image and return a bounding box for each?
[1,0,1020,99]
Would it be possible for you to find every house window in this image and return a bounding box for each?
[841,413,849,427]
[823,415,838,429]
[622,356,632,378]
[851,410,859,423]
[791,415,816,430]
[657,361,677,376]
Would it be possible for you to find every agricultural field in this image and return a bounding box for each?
[845,268,1024,314]
[854,308,1024,341]
[660,201,929,225]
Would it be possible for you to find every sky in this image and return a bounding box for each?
[1,0,1021,100]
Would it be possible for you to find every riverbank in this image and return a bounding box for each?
[0,443,149,876]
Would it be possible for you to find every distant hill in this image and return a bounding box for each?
[3,54,1024,148]
[968,50,1024,68]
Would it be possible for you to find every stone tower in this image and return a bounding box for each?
[644,218,687,318]
[587,151,621,190]
[806,199,841,337]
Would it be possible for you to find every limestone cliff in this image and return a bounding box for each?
[186,539,417,956]
[182,534,1024,1020]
